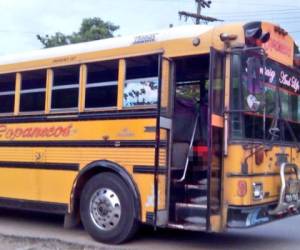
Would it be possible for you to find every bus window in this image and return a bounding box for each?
[280,91,290,120]
[51,65,80,110]
[123,55,158,107]
[20,70,46,112]
[0,73,15,114]
[85,60,118,109]
[211,52,224,115]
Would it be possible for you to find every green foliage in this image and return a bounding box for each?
[37,17,119,48]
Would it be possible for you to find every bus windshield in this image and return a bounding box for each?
[231,50,300,143]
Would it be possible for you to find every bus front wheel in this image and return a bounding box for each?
[80,172,139,244]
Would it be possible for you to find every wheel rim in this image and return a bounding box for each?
[89,188,121,231]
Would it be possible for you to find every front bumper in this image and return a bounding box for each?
[227,203,300,228]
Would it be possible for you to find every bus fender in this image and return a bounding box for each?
[69,160,141,224]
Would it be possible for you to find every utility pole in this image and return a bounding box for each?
[196,0,202,24]
[179,0,222,24]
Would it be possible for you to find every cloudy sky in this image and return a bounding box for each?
[0,0,299,56]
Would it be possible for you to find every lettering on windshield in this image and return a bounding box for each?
[260,67,276,83]
[258,60,300,94]
[279,71,300,93]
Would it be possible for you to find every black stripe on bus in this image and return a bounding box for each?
[133,165,168,174]
[0,140,167,148]
[0,161,79,171]
[0,109,158,124]
[0,197,68,214]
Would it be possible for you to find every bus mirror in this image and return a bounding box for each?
[260,32,270,44]
[246,56,263,94]
[245,27,262,46]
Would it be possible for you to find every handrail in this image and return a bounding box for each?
[175,112,199,183]
[269,162,300,215]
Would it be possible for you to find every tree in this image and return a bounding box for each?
[37,17,119,48]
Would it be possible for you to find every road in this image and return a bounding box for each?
[0,208,299,250]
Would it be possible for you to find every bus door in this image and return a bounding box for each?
[207,48,225,230]
[168,54,211,228]
[153,55,171,227]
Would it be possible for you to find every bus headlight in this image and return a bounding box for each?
[253,183,264,200]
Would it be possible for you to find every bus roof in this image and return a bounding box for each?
[0,25,213,66]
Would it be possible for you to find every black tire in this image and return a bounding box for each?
[80,172,139,244]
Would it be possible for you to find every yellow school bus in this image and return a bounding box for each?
[0,21,299,244]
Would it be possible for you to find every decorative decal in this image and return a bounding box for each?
[279,71,300,93]
[133,33,157,45]
[123,77,158,107]
[117,128,135,137]
[0,124,74,140]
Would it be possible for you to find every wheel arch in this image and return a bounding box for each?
[70,160,141,221]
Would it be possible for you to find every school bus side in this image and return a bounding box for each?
[0,25,231,243]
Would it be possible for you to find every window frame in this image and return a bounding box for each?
[50,65,81,113]
[84,60,119,111]
[19,70,47,114]
[229,52,300,145]
[123,54,160,109]
[0,73,16,116]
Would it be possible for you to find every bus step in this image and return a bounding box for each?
[176,202,207,210]
[185,184,207,200]
[185,184,207,191]
[168,222,206,231]
[188,196,220,211]
[183,216,206,224]
[175,202,206,222]
[198,178,208,185]
[189,196,207,204]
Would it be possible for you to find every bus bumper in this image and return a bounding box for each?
[227,203,300,228]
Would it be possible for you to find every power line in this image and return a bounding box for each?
[212,0,299,8]
[216,10,300,18]
[212,8,300,16]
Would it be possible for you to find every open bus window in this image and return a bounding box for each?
[51,65,80,110]
[86,60,118,109]
[0,73,15,114]
[123,55,158,107]
[20,70,46,112]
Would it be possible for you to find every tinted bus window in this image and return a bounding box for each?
[123,55,158,107]
[52,65,80,110]
[86,60,118,109]
[0,73,15,114]
[20,70,46,112]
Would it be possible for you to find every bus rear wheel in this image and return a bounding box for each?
[80,172,139,244]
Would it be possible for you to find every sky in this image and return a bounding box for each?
[0,0,299,56]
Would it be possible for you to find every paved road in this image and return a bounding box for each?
[0,209,299,250]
